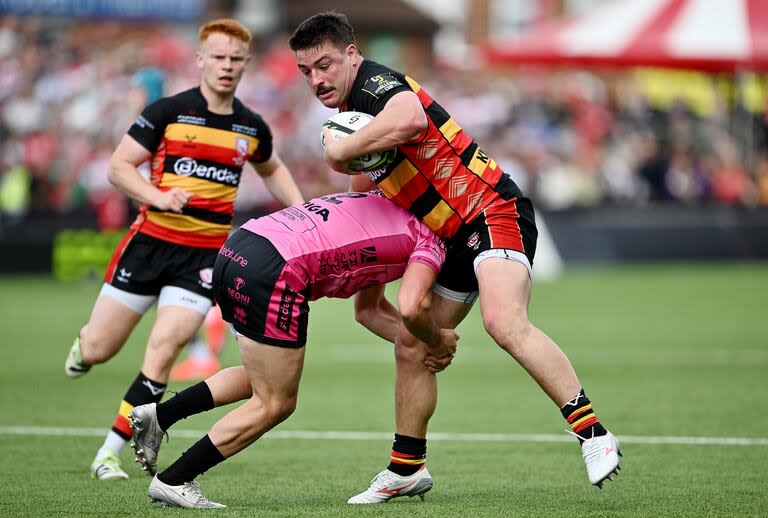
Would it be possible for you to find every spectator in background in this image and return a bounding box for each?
[0,141,30,224]
[0,17,765,221]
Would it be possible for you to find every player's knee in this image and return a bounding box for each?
[262,395,297,425]
[394,332,423,364]
[483,312,532,354]
[146,333,187,369]
[78,326,117,364]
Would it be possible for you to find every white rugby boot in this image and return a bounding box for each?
[90,448,129,480]
[148,475,226,508]
[347,465,433,504]
[65,337,91,379]
[129,403,167,476]
[577,430,622,487]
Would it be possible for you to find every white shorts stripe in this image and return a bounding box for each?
[99,283,156,315]
[474,249,532,278]
[158,286,212,316]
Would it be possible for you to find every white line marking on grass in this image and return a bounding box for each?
[1,426,767,446]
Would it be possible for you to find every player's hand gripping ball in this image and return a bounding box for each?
[321,111,396,171]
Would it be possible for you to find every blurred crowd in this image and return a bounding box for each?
[2,17,768,230]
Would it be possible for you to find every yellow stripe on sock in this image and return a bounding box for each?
[571,412,596,431]
[118,401,135,419]
[567,404,593,422]
[390,456,426,465]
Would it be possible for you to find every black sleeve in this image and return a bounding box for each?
[126,98,172,153]
[249,116,273,164]
[354,71,413,116]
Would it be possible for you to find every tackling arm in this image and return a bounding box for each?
[397,262,457,358]
[354,284,401,343]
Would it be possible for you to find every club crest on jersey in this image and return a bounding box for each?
[233,137,249,166]
[467,232,480,250]
[199,267,213,289]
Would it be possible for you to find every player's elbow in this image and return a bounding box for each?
[106,156,124,187]
[354,305,376,330]
[395,110,428,141]
[398,290,430,325]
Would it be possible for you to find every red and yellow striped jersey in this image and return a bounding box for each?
[346,61,523,241]
[126,87,273,248]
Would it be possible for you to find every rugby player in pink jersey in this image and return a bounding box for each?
[127,190,457,509]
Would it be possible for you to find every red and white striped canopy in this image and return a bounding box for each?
[484,0,768,71]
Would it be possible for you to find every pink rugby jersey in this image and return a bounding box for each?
[240,191,445,300]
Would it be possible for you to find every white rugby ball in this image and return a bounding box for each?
[321,111,396,171]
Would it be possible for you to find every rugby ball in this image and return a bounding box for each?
[321,111,396,171]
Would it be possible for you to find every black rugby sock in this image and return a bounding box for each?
[112,372,166,440]
[156,381,215,432]
[560,389,608,443]
[158,435,225,486]
[387,434,427,476]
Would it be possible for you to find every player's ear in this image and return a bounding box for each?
[346,44,358,60]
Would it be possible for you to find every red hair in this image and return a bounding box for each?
[199,19,251,45]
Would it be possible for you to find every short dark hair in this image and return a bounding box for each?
[289,12,356,52]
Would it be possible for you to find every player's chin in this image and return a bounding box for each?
[317,92,340,108]
[216,80,238,92]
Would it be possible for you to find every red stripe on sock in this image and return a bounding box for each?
[573,416,598,434]
[112,415,133,438]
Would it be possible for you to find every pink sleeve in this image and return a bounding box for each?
[408,220,446,274]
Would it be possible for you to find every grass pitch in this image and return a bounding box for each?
[0,263,766,517]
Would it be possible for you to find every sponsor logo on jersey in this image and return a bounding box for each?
[117,268,132,283]
[135,115,155,130]
[277,286,297,333]
[177,115,206,125]
[227,277,248,303]
[219,246,248,267]
[364,167,387,182]
[362,73,403,97]
[232,123,258,136]
[174,157,240,186]
[359,246,378,263]
[233,305,247,325]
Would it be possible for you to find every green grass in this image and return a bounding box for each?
[1,263,767,516]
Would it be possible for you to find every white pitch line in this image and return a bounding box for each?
[1,426,767,446]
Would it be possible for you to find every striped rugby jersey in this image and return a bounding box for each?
[126,87,273,248]
[346,60,524,241]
